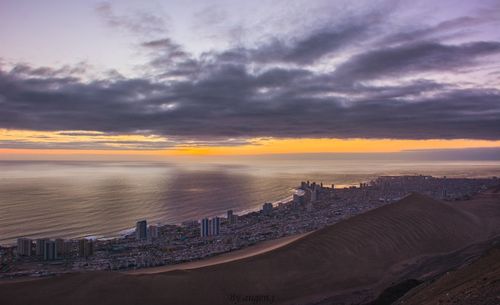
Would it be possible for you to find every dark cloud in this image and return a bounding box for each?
[1,61,499,141]
[141,38,188,64]
[333,41,500,82]
[247,24,370,65]
[7,62,88,79]
[380,16,494,46]
[138,38,206,80]
[1,1,500,147]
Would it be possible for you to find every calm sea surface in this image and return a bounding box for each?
[1,159,500,245]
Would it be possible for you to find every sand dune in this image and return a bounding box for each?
[1,192,499,305]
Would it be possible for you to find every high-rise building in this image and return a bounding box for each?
[227,210,236,224]
[209,217,220,236]
[136,220,148,240]
[200,218,209,237]
[35,239,48,256]
[200,217,220,237]
[293,188,306,207]
[17,238,32,256]
[262,202,273,215]
[55,238,65,257]
[148,225,159,240]
[63,240,73,256]
[310,187,318,202]
[78,239,94,258]
[43,240,57,261]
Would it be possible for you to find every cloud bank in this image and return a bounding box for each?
[1,0,500,149]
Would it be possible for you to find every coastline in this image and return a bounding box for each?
[0,195,296,247]
[0,232,311,284]
[126,231,311,274]
[2,176,497,281]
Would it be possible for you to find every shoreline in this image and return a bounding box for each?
[0,232,311,283]
[0,231,312,283]
[126,231,312,274]
[0,195,297,247]
[2,176,497,281]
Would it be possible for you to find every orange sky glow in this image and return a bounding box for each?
[1,129,500,159]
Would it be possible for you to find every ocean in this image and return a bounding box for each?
[1,158,500,245]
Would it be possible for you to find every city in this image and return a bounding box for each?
[1,175,497,280]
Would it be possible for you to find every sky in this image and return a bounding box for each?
[1,0,500,159]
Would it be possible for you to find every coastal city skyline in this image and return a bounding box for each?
[4,175,497,272]
[1,0,500,160]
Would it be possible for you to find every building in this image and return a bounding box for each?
[148,225,159,240]
[17,238,32,256]
[262,202,273,215]
[200,218,210,237]
[293,189,305,207]
[43,240,57,260]
[201,217,220,237]
[136,220,148,240]
[227,210,237,224]
[78,239,94,258]
[209,217,220,236]
[298,181,320,204]
[310,187,318,202]
[0,247,14,267]
[63,240,73,256]
[35,238,48,256]
[55,238,65,257]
